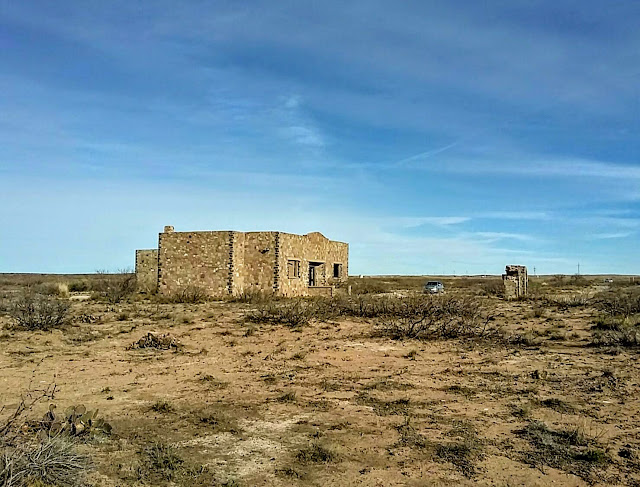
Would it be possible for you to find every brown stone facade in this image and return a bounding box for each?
[135,249,158,293]
[502,265,528,299]
[137,226,348,298]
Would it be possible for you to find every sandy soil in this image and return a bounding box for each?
[1,279,639,486]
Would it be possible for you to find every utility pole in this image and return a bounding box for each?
[577,262,580,275]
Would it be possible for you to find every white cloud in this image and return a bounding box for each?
[283,125,325,147]
[592,232,633,240]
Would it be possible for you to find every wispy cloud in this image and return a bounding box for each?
[592,232,634,240]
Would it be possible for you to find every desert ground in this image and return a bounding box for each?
[1,273,640,486]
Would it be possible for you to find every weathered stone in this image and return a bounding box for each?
[502,265,528,299]
[136,227,348,298]
[135,249,158,293]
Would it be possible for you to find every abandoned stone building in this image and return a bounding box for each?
[502,265,528,299]
[135,226,349,297]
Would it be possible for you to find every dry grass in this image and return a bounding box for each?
[0,273,639,486]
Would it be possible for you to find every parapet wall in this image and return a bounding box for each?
[135,249,158,293]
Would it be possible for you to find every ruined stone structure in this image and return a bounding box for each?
[135,249,158,292]
[135,226,348,298]
[502,265,528,299]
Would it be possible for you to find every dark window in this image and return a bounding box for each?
[288,259,300,278]
[333,263,342,278]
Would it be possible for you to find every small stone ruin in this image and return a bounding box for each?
[502,265,528,299]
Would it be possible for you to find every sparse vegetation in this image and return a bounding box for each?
[517,420,609,481]
[9,292,70,331]
[295,442,337,464]
[0,273,638,485]
[92,270,136,304]
[127,332,181,351]
[0,436,90,487]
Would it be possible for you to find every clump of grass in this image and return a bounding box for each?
[395,416,429,449]
[434,421,484,478]
[198,375,228,389]
[295,442,337,464]
[91,270,136,304]
[355,393,410,416]
[290,351,307,360]
[276,392,297,403]
[137,443,211,483]
[540,398,575,414]
[516,420,609,481]
[150,400,174,413]
[0,436,90,487]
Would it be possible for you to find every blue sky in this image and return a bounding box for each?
[1,1,639,275]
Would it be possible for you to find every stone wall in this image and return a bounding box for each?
[147,227,349,298]
[242,232,278,294]
[135,249,158,292]
[502,265,528,299]
[157,229,231,296]
[277,232,348,297]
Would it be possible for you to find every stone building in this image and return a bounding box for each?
[135,226,348,297]
[502,265,528,299]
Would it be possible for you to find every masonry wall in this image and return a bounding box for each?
[135,249,158,292]
[241,232,277,294]
[503,265,528,299]
[157,231,231,296]
[277,232,349,297]
[152,228,348,298]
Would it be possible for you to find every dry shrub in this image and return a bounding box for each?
[375,295,493,340]
[295,442,337,464]
[35,282,69,298]
[92,270,136,303]
[0,436,90,487]
[345,278,391,295]
[228,290,279,304]
[479,280,504,297]
[137,443,212,484]
[517,420,609,481]
[595,289,640,318]
[9,292,69,331]
[127,333,181,351]
[164,285,208,304]
[245,299,312,327]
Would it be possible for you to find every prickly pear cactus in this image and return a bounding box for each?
[39,403,112,438]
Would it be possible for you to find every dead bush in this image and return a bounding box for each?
[375,295,493,340]
[127,333,181,351]
[595,289,640,318]
[245,300,312,327]
[9,292,70,331]
[516,420,609,481]
[592,324,640,348]
[166,285,208,304]
[92,270,136,304]
[0,436,90,487]
[479,280,504,297]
